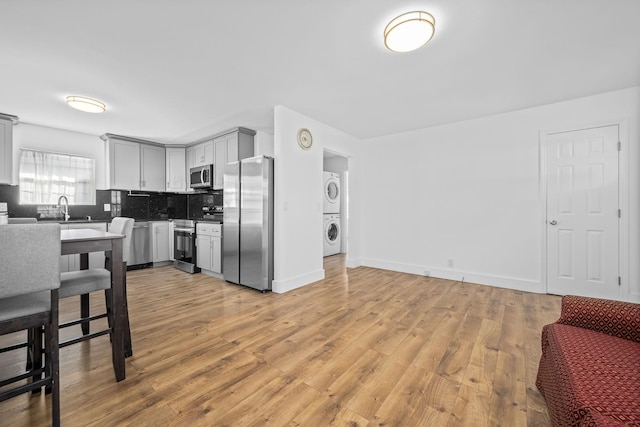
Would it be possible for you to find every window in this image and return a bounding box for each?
[19,149,96,205]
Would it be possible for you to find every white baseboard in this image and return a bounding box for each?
[361,258,544,294]
[272,269,325,294]
[346,257,362,269]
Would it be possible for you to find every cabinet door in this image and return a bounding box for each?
[203,141,214,165]
[140,144,165,192]
[165,147,186,192]
[0,118,12,184]
[169,221,175,261]
[213,132,251,190]
[110,140,141,190]
[193,141,214,168]
[186,146,196,171]
[152,222,171,262]
[212,237,221,273]
[196,235,211,270]
[185,147,196,191]
[226,133,239,164]
[213,136,226,190]
[193,144,205,167]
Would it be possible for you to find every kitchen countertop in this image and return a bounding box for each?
[33,217,186,224]
[37,218,109,224]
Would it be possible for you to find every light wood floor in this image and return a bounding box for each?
[0,255,561,426]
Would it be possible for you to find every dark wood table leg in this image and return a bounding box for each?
[110,238,125,382]
[122,262,133,358]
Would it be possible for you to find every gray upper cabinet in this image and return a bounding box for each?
[213,128,255,189]
[140,143,165,191]
[185,140,214,192]
[165,147,186,192]
[193,140,214,168]
[104,134,165,191]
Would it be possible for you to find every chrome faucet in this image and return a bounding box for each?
[57,195,70,221]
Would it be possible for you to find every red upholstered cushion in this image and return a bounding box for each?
[558,296,640,343]
[537,323,640,426]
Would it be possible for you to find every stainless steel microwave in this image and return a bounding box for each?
[190,164,214,189]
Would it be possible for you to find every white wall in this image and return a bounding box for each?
[13,123,106,189]
[255,131,274,157]
[273,106,362,293]
[360,86,640,301]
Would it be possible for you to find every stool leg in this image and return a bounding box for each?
[30,326,44,394]
[26,328,33,370]
[44,323,52,395]
[80,293,90,335]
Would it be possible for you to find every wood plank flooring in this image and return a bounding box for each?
[0,255,561,426]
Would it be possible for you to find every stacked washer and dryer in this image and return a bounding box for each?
[323,172,341,257]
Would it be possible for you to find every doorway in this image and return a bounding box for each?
[544,125,620,299]
[323,150,349,275]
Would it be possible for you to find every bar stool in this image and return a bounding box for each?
[58,217,134,354]
[0,223,61,427]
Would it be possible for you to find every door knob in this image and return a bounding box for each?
[549,220,558,225]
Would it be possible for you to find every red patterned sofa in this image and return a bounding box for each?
[536,295,640,426]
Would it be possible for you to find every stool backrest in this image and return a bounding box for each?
[0,223,61,298]
[109,217,134,262]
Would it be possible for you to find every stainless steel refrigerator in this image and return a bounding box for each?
[223,156,274,291]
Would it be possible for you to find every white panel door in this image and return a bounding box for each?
[546,125,619,298]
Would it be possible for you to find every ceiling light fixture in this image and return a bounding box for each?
[66,96,106,113]
[384,11,435,53]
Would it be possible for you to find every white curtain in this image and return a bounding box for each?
[19,150,95,205]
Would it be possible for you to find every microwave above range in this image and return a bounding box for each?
[190,164,214,189]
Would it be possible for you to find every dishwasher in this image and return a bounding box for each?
[124,221,152,268]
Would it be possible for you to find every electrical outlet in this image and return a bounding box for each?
[103,203,111,212]
[447,258,454,268]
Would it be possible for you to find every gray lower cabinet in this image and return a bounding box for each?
[196,223,221,273]
[151,221,171,263]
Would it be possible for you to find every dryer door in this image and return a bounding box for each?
[325,179,339,204]
[324,176,340,213]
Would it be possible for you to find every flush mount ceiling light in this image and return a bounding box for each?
[384,11,435,53]
[66,95,106,113]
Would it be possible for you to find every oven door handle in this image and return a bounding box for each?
[174,228,195,234]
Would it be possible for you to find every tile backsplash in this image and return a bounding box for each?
[0,184,195,221]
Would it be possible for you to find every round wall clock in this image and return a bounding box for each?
[297,128,313,150]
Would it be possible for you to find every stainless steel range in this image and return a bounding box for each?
[173,219,200,273]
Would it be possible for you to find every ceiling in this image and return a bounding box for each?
[1,0,639,145]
